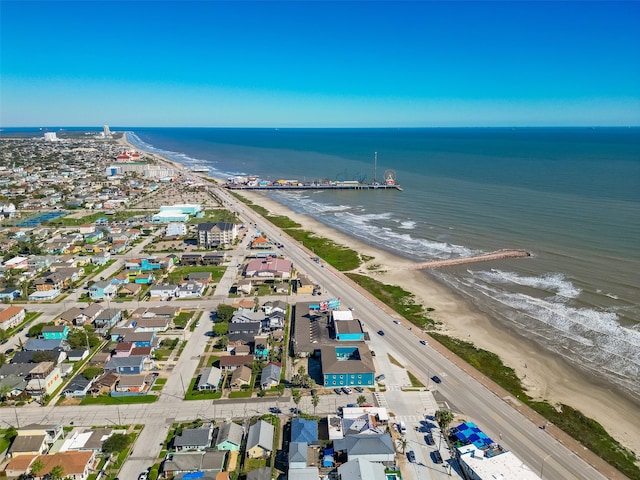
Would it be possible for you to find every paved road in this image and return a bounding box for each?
[0,183,620,480]
[214,185,614,480]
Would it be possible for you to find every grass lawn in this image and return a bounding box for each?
[429,332,640,479]
[388,354,403,367]
[228,391,252,399]
[346,273,435,328]
[244,457,268,472]
[166,266,226,284]
[80,395,158,405]
[46,210,150,226]
[407,371,425,388]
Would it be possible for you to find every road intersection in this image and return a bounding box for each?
[0,184,618,480]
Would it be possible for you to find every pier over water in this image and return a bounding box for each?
[409,249,531,270]
[225,183,402,191]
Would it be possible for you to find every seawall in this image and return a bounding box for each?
[409,249,531,270]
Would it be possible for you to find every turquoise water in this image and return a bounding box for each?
[117,127,639,403]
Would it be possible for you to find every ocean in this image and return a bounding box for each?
[12,126,638,402]
[125,127,640,403]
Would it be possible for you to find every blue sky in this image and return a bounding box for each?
[1,1,639,127]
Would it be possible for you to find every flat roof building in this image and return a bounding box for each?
[320,345,375,387]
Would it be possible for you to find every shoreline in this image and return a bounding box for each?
[120,132,640,457]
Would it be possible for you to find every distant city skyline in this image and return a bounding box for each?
[1,1,639,127]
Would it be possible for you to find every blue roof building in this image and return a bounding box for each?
[291,418,318,445]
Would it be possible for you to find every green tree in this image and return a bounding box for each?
[28,322,52,338]
[67,328,99,349]
[292,389,302,415]
[102,433,131,454]
[435,409,455,433]
[49,464,65,480]
[357,395,366,406]
[399,437,408,454]
[0,353,7,367]
[311,393,320,415]
[30,459,44,477]
[32,351,57,363]
[215,304,235,322]
[0,385,12,402]
[81,366,103,380]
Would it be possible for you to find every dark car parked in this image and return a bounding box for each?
[431,451,443,463]
[425,433,435,445]
[406,451,416,463]
[377,330,385,336]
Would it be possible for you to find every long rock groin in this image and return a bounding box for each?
[409,249,531,270]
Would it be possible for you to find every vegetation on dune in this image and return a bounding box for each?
[429,333,640,479]
[285,229,360,271]
[346,273,435,328]
[232,188,640,479]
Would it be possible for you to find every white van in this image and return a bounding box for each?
[399,421,407,435]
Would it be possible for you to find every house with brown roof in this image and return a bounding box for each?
[219,355,254,372]
[245,257,292,281]
[115,374,148,393]
[4,453,36,477]
[88,371,119,396]
[0,305,26,330]
[119,282,142,297]
[230,365,252,389]
[35,450,95,479]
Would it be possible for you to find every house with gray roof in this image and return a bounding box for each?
[260,363,281,390]
[23,338,68,352]
[163,450,227,477]
[338,458,386,480]
[62,375,92,397]
[196,366,222,391]
[333,434,395,464]
[215,422,243,451]
[173,424,214,451]
[246,420,275,459]
[104,356,145,375]
[288,441,308,469]
[247,467,272,480]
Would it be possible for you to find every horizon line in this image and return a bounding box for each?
[2,125,639,130]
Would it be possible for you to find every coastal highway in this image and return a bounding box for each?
[216,186,613,480]
[0,181,616,479]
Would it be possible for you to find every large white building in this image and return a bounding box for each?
[144,166,175,178]
[152,211,190,223]
[457,445,542,480]
[165,223,187,237]
[159,204,202,215]
[44,132,58,142]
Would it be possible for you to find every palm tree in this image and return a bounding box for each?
[292,389,302,415]
[399,437,409,454]
[435,409,455,433]
[356,395,366,406]
[29,459,44,478]
[311,393,320,415]
[49,465,65,480]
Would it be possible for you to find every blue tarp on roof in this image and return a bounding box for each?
[452,421,494,447]
[182,473,204,479]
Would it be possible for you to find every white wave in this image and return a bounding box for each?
[453,273,640,383]
[472,269,581,299]
[398,220,416,230]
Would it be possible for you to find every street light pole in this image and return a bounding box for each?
[540,453,552,479]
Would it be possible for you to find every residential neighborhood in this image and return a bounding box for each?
[0,133,553,480]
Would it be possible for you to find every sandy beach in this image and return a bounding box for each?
[121,134,640,457]
[237,188,640,456]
